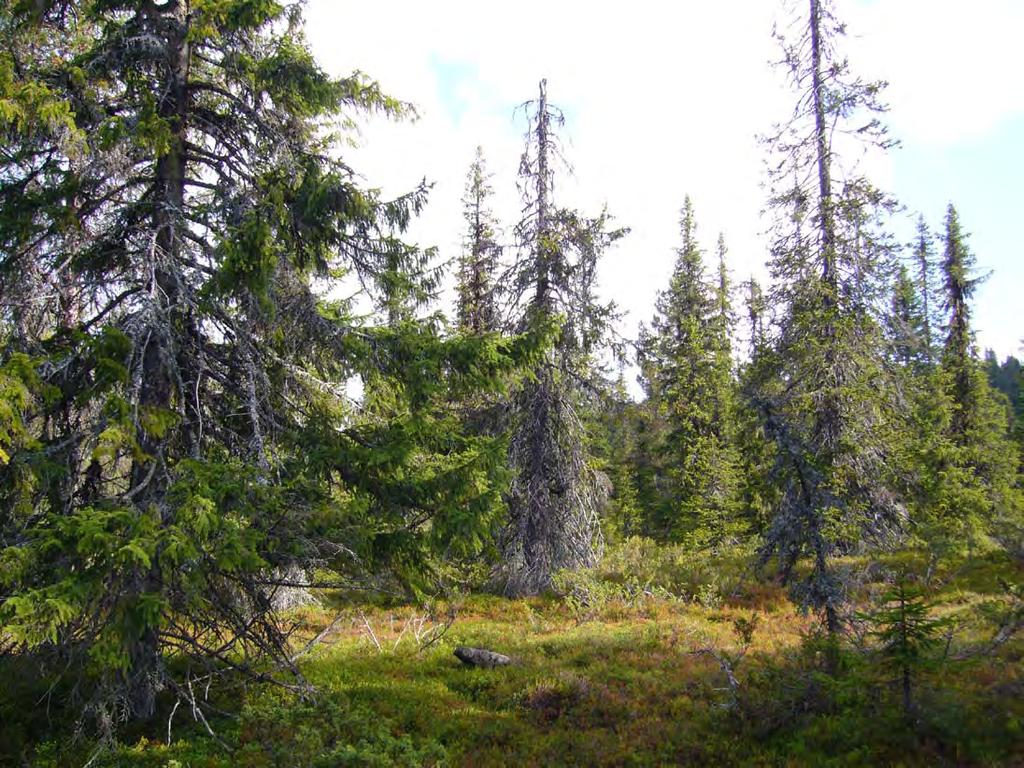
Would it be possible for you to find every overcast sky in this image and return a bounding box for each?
[304,0,1023,390]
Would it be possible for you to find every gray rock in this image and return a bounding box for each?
[453,646,512,668]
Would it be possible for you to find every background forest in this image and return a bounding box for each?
[0,0,1021,766]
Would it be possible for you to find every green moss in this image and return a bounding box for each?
[7,547,1023,767]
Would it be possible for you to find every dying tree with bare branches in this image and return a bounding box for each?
[495,80,626,596]
[747,0,905,643]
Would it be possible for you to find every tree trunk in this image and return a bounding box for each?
[810,0,836,295]
[809,0,842,460]
[533,79,551,313]
[127,0,192,720]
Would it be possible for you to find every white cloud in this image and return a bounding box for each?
[304,0,1024,384]
[847,0,1024,146]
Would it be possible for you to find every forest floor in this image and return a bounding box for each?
[8,544,1024,767]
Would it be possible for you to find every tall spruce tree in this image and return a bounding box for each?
[639,201,740,544]
[941,204,984,441]
[632,321,669,534]
[751,0,903,637]
[714,235,734,349]
[736,277,778,537]
[885,263,929,368]
[889,207,1019,560]
[498,80,625,595]
[456,146,500,334]
[713,234,737,400]
[708,234,744,544]
[985,352,1022,410]
[0,0,530,727]
[931,205,1020,549]
[912,215,939,365]
[744,277,768,357]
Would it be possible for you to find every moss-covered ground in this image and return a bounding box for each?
[6,544,1023,767]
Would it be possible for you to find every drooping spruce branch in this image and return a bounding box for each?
[497,80,626,596]
[0,0,533,732]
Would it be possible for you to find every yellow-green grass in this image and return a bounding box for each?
[9,548,1023,767]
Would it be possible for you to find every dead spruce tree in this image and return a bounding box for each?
[497,80,625,596]
[749,0,904,640]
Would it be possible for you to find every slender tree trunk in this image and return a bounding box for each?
[533,80,550,313]
[471,196,486,333]
[810,0,836,294]
[127,0,191,719]
[522,79,555,591]
[917,230,934,364]
[899,587,913,717]
[809,0,842,647]
[810,0,841,459]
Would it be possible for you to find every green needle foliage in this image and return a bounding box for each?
[862,581,949,719]
[456,146,501,335]
[886,263,930,370]
[498,80,627,596]
[0,0,535,731]
[929,205,1020,554]
[0,1,1020,759]
[749,0,904,640]
[637,199,741,546]
[885,205,1020,561]
[911,216,940,365]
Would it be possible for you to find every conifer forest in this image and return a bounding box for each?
[1,1,1022,765]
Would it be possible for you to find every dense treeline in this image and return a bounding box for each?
[0,0,1020,757]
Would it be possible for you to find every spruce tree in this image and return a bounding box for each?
[734,278,778,537]
[862,581,948,718]
[643,197,712,536]
[941,204,984,441]
[0,0,529,727]
[744,277,768,357]
[886,263,929,368]
[891,208,1020,560]
[712,234,737,426]
[751,0,903,639]
[498,80,625,596]
[639,202,740,544]
[708,235,744,545]
[930,205,1020,549]
[912,216,939,365]
[456,146,500,334]
[632,322,670,536]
